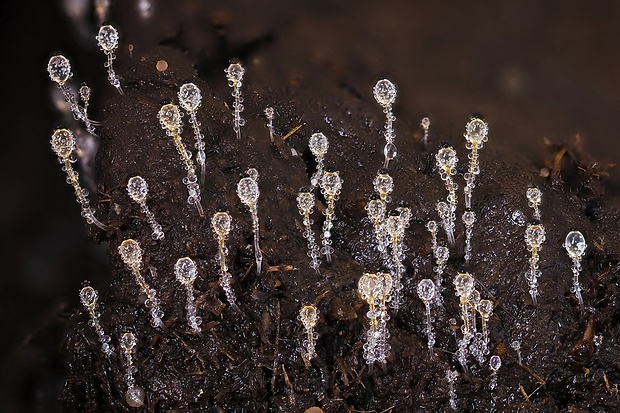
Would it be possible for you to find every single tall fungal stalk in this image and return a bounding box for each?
[477,298,493,363]
[126,176,164,240]
[299,304,319,366]
[47,54,98,135]
[297,188,321,274]
[225,60,245,140]
[178,82,206,185]
[525,222,545,305]
[95,24,123,94]
[373,78,398,168]
[211,211,240,310]
[564,230,587,311]
[79,285,114,356]
[174,257,202,333]
[373,169,394,203]
[265,107,275,143]
[237,168,262,275]
[385,210,406,311]
[417,279,436,357]
[50,128,110,231]
[436,146,458,245]
[462,209,475,264]
[158,102,204,217]
[319,169,343,264]
[118,239,164,328]
[454,272,475,372]
[309,132,329,190]
[359,272,393,369]
[463,116,488,208]
[366,193,389,261]
[120,332,145,408]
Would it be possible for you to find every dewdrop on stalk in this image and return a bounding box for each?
[525,222,545,306]
[118,239,164,328]
[225,60,245,140]
[178,82,207,185]
[476,298,493,363]
[237,168,262,275]
[373,78,397,168]
[211,211,239,311]
[436,145,458,246]
[158,102,204,217]
[299,304,319,366]
[309,132,329,190]
[526,186,542,221]
[417,279,436,357]
[446,370,459,411]
[420,116,430,146]
[51,128,110,231]
[175,257,202,333]
[265,107,275,143]
[385,210,406,311]
[462,209,475,264]
[373,169,394,203]
[126,176,164,240]
[297,188,321,274]
[454,272,475,372]
[489,355,501,391]
[120,332,145,408]
[79,285,114,356]
[463,116,488,208]
[95,24,122,94]
[564,230,587,312]
[359,272,393,369]
[319,169,343,264]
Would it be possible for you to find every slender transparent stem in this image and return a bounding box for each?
[131,267,164,328]
[251,204,262,274]
[64,161,110,231]
[172,134,204,217]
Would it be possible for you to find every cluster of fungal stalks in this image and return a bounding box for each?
[47,25,596,410]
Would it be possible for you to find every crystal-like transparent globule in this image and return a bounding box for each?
[211,211,232,237]
[175,257,197,285]
[96,24,119,52]
[178,82,202,112]
[373,79,397,108]
[48,55,73,85]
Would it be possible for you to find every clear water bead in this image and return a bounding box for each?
[79,286,98,307]
[436,246,449,262]
[383,143,397,160]
[299,304,318,328]
[511,210,526,226]
[478,299,493,318]
[453,273,474,297]
[225,62,244,83]
[297,190,315,214]
[125,386,145,408]
[526,187,542,205]
[51,128,76,159]
[118,239,142,268]
[426,220,437,232]
[211,211,232,237]
[465,117,489,146]
[436,147,458,170]
[178,82,202,112]
[373,171,393,197]
[127,176,148,203]
[175,257,197,285]
[237,177,259,206]
[463,210,476,226]
[359,273,392,302]
[468,289,481,305]
[321,171,342,197]
[421,117,430,130]
[246,168,259,181]
[397,207,411,226]
[265,107,274,119]
[47,55,73,85]
[436,201,449,218]
[564,230,586,259]
[417,279,436,302]
[366,199,386,221]
[489,355,501,372]
[373,79,397,108]
[158,103,182,132]
[96,24,119,52]
[309,132,329,157]
[120,332,137,351]
[385,212,403,238]
[525,224,545,247]
[79,85,91,102]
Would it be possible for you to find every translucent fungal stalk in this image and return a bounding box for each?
[489,355,501,391]
[526,186,542,221]
[120,332,145,408]
[462,209,475,264]
[96,24,123,94]
[463,116,488,209]
[373,79,397,168]
[427,220,438,254]
[359,272,393,368]
[211,211,240,310]
[433,245,449,292]
[385,211,406,311]
[178,82,206,185]
[127,176,164,240]
[454,272,475,372]
[265,107,275,143]
[309,132,329,190]
[175,257,202,333]
[158,103,204,217]
[421,116,430,146]
[511,340,522,365]
[297,188,321,274]
[51,128,110,231]
[417,279,436,357]
[319,169,343,264]
[436,146,458,246]
[446,370,459,411]
[79,286,114,356]
[299,304,319,365]
[524,222,545,305]
[237,169,262,275]
[47,54,98,135]
[366,194,388,261]
[373,169,394,203]
[477,299,494,363]
[436,201,455,247]
[564,230,587,311]
[118,239,164,328]
[225,61,245,140]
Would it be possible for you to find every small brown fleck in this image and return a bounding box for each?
[156,60,169,72]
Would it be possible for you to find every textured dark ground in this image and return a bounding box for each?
[1,1,620,412]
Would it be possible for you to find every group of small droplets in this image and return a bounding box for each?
[127,176,165,240]
[436,146,458,246]
[237,169,263,275]
[373,79,397,168]
[297,189,321,273]
[120,332,145,408]
[211,211,238,309]
[564,230,587,311]
[524,186,545,305]
[299,304,319,364]
[309,132,329,190]
[178,82,207,184]
[95,24,123,94]
[463,116,488,208]
[225,61,245,139]
[416,279,436,357]
[319,169,343,264]
[358,273,393,367]
[79,286,114,356]
[175,257,202,333]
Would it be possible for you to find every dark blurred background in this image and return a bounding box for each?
[1,1,619,411]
